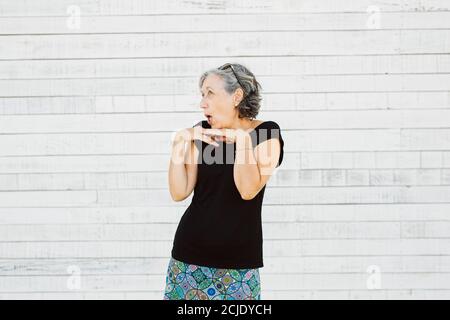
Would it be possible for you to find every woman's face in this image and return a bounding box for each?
[200,73,242,129]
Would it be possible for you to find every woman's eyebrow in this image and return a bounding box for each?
[201,86,214,94]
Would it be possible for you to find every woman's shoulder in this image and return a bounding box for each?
[250,119,284,145]
[261,120,280,127]
[256,120,282,132]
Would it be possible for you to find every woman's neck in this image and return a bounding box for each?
[228,117,255,130]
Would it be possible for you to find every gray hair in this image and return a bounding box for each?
[198,63,262,119]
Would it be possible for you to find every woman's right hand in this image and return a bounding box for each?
[174,127,219,147]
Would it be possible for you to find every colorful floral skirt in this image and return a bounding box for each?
[163,257,261,300]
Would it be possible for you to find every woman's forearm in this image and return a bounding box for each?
[168,137,189,201]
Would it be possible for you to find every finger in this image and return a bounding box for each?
[209,135,223,141]
[203,132,221,138]
[204,129,225,136]
[205,133,226,140]
[202,135,219,147]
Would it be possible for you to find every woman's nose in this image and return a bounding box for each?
[199,98,208,109]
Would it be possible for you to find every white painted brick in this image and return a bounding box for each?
[442,169,450,185]
[416,169,441,185]
[322,169,346,186]
[393,169,417,186]
[94,96,113,113]
[301,152,332,169]
[421,151,443,168]
[353,152,376,168]
[346,170,370,186]
[370,170,395,185]
[0,174,18,189]
[331,152,353,168]
[297,170,322,186]
[0,0,449,300]
[375,152,398,168]
[444,152,450,167]
[395,151,421,168]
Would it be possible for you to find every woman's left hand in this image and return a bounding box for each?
[202,128,250,145]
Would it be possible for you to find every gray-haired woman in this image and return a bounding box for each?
[164,63,284,300]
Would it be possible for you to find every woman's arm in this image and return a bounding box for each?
[233,132,281,200]
[168,133,199,202]
[168,127,218,202]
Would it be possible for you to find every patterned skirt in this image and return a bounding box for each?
[163,257,261,300]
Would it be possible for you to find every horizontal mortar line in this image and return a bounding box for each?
[1,254,450,261]
[1,184,449,190]
[0,203,416,207]
[0,203,447,208]
[0,215,449,220]
[0,52,449,61]
[1,89,450,97]
[2,127,450,136]
[1,184,450,192]
[1,220,449,225]
[0,290,447,296]
[1,90,449,98]
[0,217,446,224]
[1,217,449,223]
[0,168,448,174]
[2,202,450,209]
[2,271,450,278]
[1,108,450,117]
[0,92,362,98]
[3,27,450,36]
[2,11,450,18]
[0,289,448,296]
[267,289,450,292]
[1,184,450,191]
[0,206,172,210]
[0,254,448,260]
[267,288,450,291]
[2,237,447,241]
[1,52,450,62]
[0,53,449,64]
[0,149,446,157]
[0,237,447,241]
[0,219,449,226]
[1,237,450,243]
[4,72,450,81]
[0,27,449,35]
[0,108,448,113]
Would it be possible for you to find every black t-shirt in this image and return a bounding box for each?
[171,120,284,269]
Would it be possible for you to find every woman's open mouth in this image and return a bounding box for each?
[205,115,213,124]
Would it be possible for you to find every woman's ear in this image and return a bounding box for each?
[233,88,245,106]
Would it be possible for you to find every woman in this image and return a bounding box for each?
[164,63,284,300]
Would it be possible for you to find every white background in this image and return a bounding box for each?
[0,0,450,299]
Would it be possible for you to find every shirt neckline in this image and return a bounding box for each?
[205,120,267,133]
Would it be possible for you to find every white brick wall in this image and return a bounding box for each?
[0,0,450,299]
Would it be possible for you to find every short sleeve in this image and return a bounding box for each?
[251,121,284,168]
